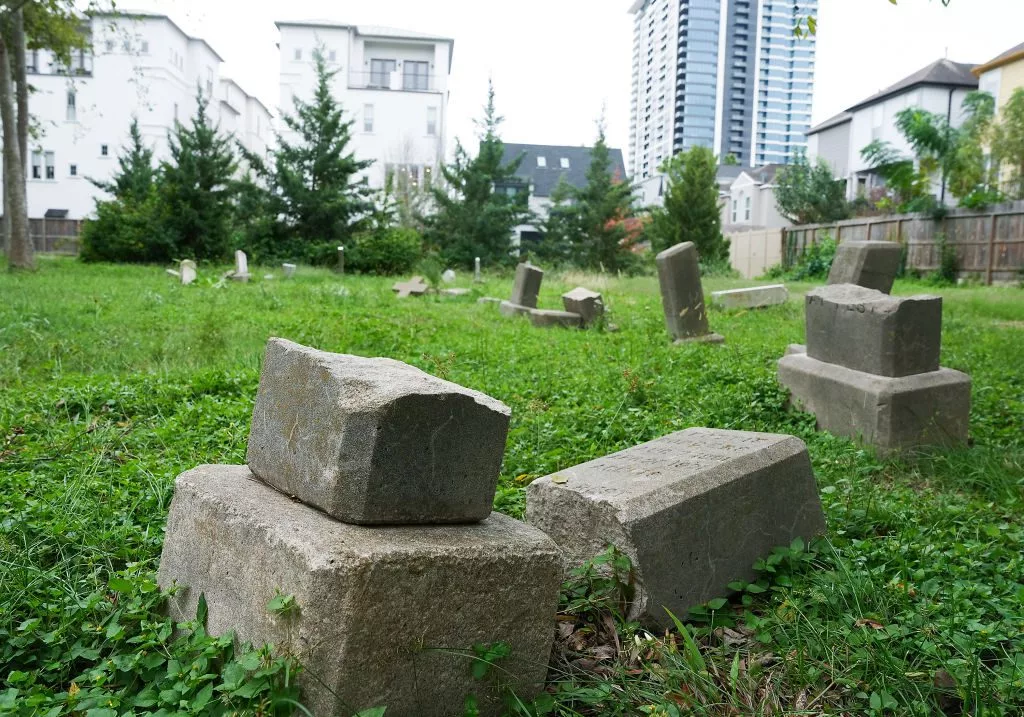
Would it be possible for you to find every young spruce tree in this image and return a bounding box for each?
[649,146,729,265]
[159,88,237,260]
[572,122,636,272]
[90,116,155,202]
[426,80,529,268]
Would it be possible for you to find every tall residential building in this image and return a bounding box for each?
[7,12,271,221]
[628,0,817,179]
[276,21,453,191]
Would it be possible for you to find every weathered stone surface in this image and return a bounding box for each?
[785,343,807,356]
[246,338,511,524]
[674,332,725,345]
[656,242,716,341]
[528,308,583,328]
[232,250,250,282]
[499,300,531,317]
[474,257,482,283]
[778,352,970,454]
[441,287,470,297]
[442,269,456,283]
[526,428,825,627]
[478,296,502,304]
[712,284,788,310]
[562,287,605,325]
[805,285,941,377]
[827,240,902,293]
[392,276,429,298]
[510,262,543,308]
[282,263,296,278]
[179,260,197,285]
[158,465,561,717]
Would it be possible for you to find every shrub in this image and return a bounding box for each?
[768,236,837,281]
[79,190,171,263]
[927,233,959,285]
[347,227,423,275]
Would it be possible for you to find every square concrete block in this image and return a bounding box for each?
[247,339,511,525]
[805,285,942,377]
[510,262,543,308]
[158,465,562,717]
[827,240,902,294]
[525,428,825,628]
[529,308,583,328]
[778,352,970,454]
[711,284,788,309]
[562,287,605,325]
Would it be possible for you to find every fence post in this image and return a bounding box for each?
[986,213,997,285]
[836,224,842,243]
[896,218,904,244]
[866,222,873,242]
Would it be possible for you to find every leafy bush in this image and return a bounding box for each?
[347,227,423,275]
[768,235,837,281]
[927,233,960,285]
[79,190,172,263]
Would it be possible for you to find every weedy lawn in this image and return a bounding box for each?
[1,257,1022,716]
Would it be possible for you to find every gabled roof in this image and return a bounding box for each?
[846,59,978,113]
[501,143,627,198]
[732,164,783,189]
[974,41,1024,76]
[97,11,225,62]
[807,110,853,136]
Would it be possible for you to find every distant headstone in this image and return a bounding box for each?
[442,269,456,283]
[526,428,825,627]
[336,246,345,274]
[392,276,429,298]
[561,287,604,326]
[232,250,250,282]
[655,242,723,343]
[509,262,543,309]
[474,257,482,283]
[805,284,941,377]
[711,284,788,310]
[441,288,470,297]
[180,260,197,285]
[827,240,902,294]
[246,338,512,524]
[528,308,583,328]
[282,263,297,279]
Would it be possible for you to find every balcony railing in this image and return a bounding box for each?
[348,71,437,92]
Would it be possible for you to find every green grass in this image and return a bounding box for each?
[1,257,1022,716]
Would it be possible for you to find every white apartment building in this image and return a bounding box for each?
[276,21,453,190]
[10,12,271,221]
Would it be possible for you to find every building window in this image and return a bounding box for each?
[206,67,213,96]
[101,144,109,156]
[31,151,41,179]
[141,40,149,54]
[27,49,37,73]
[537,156,547,168]
[45,151,55,179]
[370,58,396,88]
[70,164,78,177]
[426,107,437,136]
[403,60,429,90]
[106,39,115,52]
[328,49,337,62]
[744,195,751,221]
[731,198,737,223]
[363,104,374,132]
[294,48,302,61]
[173,103,178,121]
[560,157,570,169]
[122,39,131,52]
[66,90,76,121]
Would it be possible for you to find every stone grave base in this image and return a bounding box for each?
[230,274,250,283]
[499,300,532,317]
[778,352,970,455]
[526,429,825,627]
[158,465,561,717]
[529,308,583,328]
[711,284,788,309]
[673,332,725,345]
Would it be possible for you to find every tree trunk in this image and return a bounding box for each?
[13,9,26,168]
[0,20,32,269]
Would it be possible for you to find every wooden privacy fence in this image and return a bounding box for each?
[30,218,82,254]
[782,210,1024,284]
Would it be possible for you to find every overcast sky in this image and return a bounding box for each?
[119,0,1024,165]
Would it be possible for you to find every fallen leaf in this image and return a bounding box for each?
[551,475,569,484]
[854,618,885,630]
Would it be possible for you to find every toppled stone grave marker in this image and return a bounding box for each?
[500,262,543,316]
[711,284,788,310]
[179,260,197,285]
[827,240,902,294]
[529,308,583,328]
[526,428,825,627]
[392,275,429,298]
[562,287,605,326]
[656,242,723,343]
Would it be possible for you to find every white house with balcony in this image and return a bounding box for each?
[276,21,452,190]
[7,12,272,221]
[807,58,978,203]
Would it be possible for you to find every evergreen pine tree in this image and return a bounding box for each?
[649,146,729,265]
[89,116,155,202]
[426,80,529,268]
[572,122,636,272]
[270,49,374,251]
[159,88,238,260]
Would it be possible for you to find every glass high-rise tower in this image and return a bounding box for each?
[629,0,817,179]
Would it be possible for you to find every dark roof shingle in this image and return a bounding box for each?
[847,59,978,113]
[501,143,627,197]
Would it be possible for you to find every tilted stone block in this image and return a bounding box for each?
[827,240,902,294]
[499,300,531,317]
[778,352,970,455]
[529,308,583,328]
[526,428,825,627]
[562,287,605,325]
[805,284,941,377]
[247,338,511,524]
[510,262,543,308]
[656,242,721,342]
[711,284,788,310]
[158,465,561,717]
